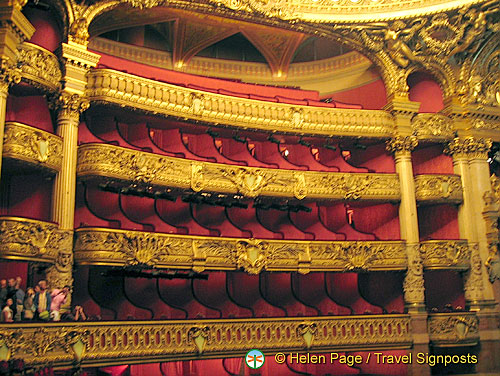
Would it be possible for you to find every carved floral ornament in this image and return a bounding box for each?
[444,136,492,159]
[386,135,418,154]
[17,43,62,93]
[74,229,408,272]
[411,113,454,139]
[414,175,463,203]
[428,313,479,346]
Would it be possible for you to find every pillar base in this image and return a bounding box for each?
[406,302,427,313]
[466,299,498,312]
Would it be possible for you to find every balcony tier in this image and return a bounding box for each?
[0,315,412,367]
[18,42,62,93]
[74,228,407,273]
[420,240,471,270]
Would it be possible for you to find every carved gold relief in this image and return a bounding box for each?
[74,228,407,272]
[464,244,484,303]
[0,315,411,366]
[445,136,492,159]
[404,245,425,306]
[77,143,401,201]
[87,69,395,138]
[2,122,63,172]
[411,113,454,140]
[50,92,90,119]
[386,135,418,154]
[17,42,62,93]
[414,175,463,203]
[428,313,479,347]
[0,217,71,264]
[420,240,471,270]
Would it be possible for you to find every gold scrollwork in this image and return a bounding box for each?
[411,113,454,140]
[17,42,62,93]
[3,122,63,172]
[445,137,492,159]
[386,135,418,154]
[420,240,471,270]
[77,143,401,201]
[428,313,479,347]
[0,217,71,263]
[74,228,407,272]
[414,175,463,203]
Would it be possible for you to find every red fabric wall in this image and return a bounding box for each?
[323,79,387,110]
[23,8,62,52]
[408,72,444,113]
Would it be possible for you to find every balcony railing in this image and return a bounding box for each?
[0,315,412,368]
[3,122,62,172]
[420,240,471,270]
[74,228,407,273]
[18,42,62,93]
[428,312,479,347]
[414,174,463,203]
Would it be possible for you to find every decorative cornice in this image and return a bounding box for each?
[0,217,71,264]
[77,143,401,201]
[420,240,471,270]
[3,122,63,172]
[428,312,479,347]
[0,315,412,367]
[414,174,463,203]
[411,113,454,140]
[386,135,419,154]
[17,42,62,93]
[61,42,101,70]
[444,136,492,159]
[86,69,395,138]
[74,228,407,273]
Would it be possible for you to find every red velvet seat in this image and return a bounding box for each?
[155,198,211,236]
[226,206,278,239]
[343,143,395,173]
[256,207,314,240]
[190,204,251,238]
[315,145,370,172]
[290,203,344,240]
[283,143,341,172]
[250,139,308,170]
[319,203,376,240]
[219,138,277,167]
[349,203,400,240]
[182,133,246,166]
[116,121,180,156]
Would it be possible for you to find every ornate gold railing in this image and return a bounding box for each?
[77,143,401,201]
[0,315,412,367]
[18,42,62,93]
[87,69,394,138]
[428,312,479,347]
[420,240,470,270]
[0,217,71,263]
[414,174,463,203]
[74,228,407,273]
[3,122,62,172]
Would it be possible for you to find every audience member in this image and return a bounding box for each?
[2,299,13,322]
[6,278,17,319]
[74,305,87,321]
[23,288,35,320]
[0,280,7,309]
[50,286,70,322]
[34,280,51,321]
[14,277,24,321]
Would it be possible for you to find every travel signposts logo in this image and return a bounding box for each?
[245,349,265,369]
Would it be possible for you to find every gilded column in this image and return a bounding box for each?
[0,0,34,179]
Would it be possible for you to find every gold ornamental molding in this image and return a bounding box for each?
[420,240,471,270]
[0,315,412,367]
[411,113,454,140]
[414,174,463,203]
[0,217,72,264]
[428,312,479,347]
[86,69,395,138]
[74,228,407,273]
[77,143,401,201]
[3,122,63,172]
[17,42,62,93]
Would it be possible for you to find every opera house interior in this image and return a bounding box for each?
[0,0,499,374]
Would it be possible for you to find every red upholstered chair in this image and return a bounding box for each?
[192,272,253,318]
[290,203,345,240]
[325,273,383,315]
[155,198,211,236]
[226,272,285,317]
[319,203,376,240]
[226,206,277,239]
[260,272,318,317]
[292,273,351,316]
[256,207,314,240]
[190,203,251,238]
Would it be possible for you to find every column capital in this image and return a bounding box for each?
[59,42,100,95]
[386,135,418,155]
[0,58,20,91]
[444,136,492,160]
[50,92,89,119]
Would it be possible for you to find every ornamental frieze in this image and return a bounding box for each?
[87,69,394,138]
[74,228,407,273]
[17,42,62,93]
[3,122,63,172]
[411,113,454,140]
[0,315,411,366]
[0,217,71,263]
[414,174,463,203]
[428,312,479,347]
[77,143,401,201]
[419,240,471,270]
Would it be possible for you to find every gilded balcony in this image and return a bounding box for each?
[428,312,479,347]
[77,143,401,201]
[2,122,63,172]
[0,315,412,367]
[414,174,463,203]
[87,69,394,138]
[0,217,71,263]
[74,228,407,273]
[18,42,62,93]
[419,240,471,270]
